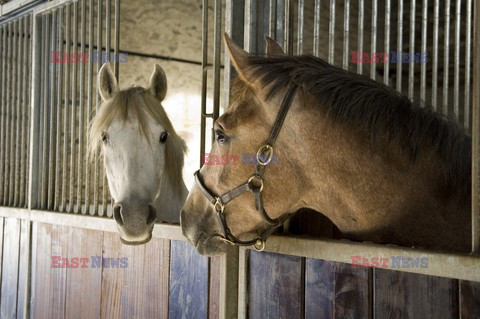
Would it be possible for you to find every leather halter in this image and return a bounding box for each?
[194,84,298,251]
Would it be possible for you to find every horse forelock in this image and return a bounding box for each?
[239,54,471,190]
[88,86,187,194]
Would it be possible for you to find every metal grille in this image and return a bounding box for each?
[0,14,32,208]
[224,0,474,129]
[29,0,120,216]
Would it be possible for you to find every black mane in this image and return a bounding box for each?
[247,54,471,189]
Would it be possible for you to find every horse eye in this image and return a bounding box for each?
[160,131,169,144]
[101,132,109,144]
[215,130,226,144]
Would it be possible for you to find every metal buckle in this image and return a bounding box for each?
[253,239,265,251]
[214,197,225,213]
[248,175,264,192]
[256,144,274,166]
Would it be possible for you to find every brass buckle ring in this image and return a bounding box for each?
[256,144,274,166]
[248,175,264,192]
[214,197,225,214]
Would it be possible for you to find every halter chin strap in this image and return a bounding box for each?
[194,84,298,251]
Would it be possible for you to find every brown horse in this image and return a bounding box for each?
[180,34,471,256]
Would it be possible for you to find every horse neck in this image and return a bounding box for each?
[153,176,188,224]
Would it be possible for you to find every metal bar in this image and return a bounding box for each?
[465,0,472,129]
[113,0,119,79]
[357,0,364,74]
[453,0,461,121]
[93,0,101,214]
[283,0,291,54]
[237,247,249,319]
[297,0,304,55]
[61,3,71,212]
[47,10,57,211]
[40,15,49,209]
[24,15,32,209]
[370,0,377,79]
[268,0,276,39]
[106,0,111,56]
[420,0,428,102]
[408,0,415,98]
[200,0,208,166]
[0,25,6,204]
[14,18,23,207]
[472,0,480,254]
[432,0,439,109]
[383,0,391,84]
[328,0,335,64]
[342,0,350,70]
[54,7,63,211]
[244,0,255,52]
[396,0,403,92]
[213,0,221,123]
[9,20,18,206]
[85,0,94,215]
[443,0,451,115]
[20,16,29,207]
[313,0,320,57]
[76,0,86,214]
[69,1,78,213]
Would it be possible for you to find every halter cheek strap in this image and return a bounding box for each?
[194,84,298,250]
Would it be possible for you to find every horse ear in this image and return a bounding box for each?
[265,36,285,56]
[98,63,118,101]
[224,33,254,83]
[148,64,168,101]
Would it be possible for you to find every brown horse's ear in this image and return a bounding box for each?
[98,63,119,101]
[148,64,168,101]
[265,36,285,56]
[224,33,254,83]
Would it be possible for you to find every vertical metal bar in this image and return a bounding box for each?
[269,0,277,39]
[99,0,108,216]
[408,0,415,98]
[313,0,321,57]
[283,0,291,54]
[9,20,18,206]
[61,3,71,211]
[420,0,428,102]
[93,1,101,214]
[453,0,461,121]
[343,0,350,70]
[47,11,57,210]
[19,17,29,207]
[297,0,304,55]
[22,15,31,207]
[384,0,391,84]
[357,0,364,74]
[69,1,78,213]
[76,0,86,213]
[465,0,472,129]
[40,14,50,209]
[200,0,208,167]
[54,8,64,211]
[113,0,119,79]
[244,0,255,52]
[471,0,480,254]
[432,0,439,109]
[3,23,11,204]
[328,0,335,64]
[370,0,377,79]
[85,0,94,215]
[0,25,6,204]
[14,18,23,207]
[213,0,221,122]
[237,247,249,319]
[106,0,111,55]
[396,0,403,92]
[443,0,451,115]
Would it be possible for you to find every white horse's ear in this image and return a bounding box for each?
[148,64,168,101]
[265,36,285,56]
[224,33,254,83]
[98,63,118,101]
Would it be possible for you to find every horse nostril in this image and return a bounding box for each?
[147,205,157,225]
[113,204,124,226]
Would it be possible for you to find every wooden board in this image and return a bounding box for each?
[249,251,304,318]
[374,269,458,318]
[16,219,31,319]
[100,231,170,318]
[169,240,209,319]
[64,226,103,318]
[305,259,370,318]
[459,280,480,318]
[209,256,221,319]
[32,222,69,319]
[0,217,20,318]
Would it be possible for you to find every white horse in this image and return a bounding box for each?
[89,63,188,245]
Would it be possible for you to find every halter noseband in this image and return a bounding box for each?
[194,84,298,251]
